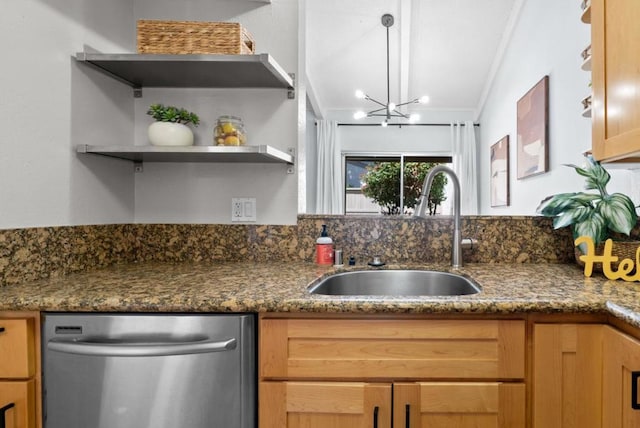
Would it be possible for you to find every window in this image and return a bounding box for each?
[344,155,452,215]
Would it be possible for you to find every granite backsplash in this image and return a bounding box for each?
[0,215,583,286]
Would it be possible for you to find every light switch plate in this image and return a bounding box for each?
[231,198,257,222]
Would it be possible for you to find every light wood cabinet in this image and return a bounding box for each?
[259,380,525,428]
[532,323,603,428]
[259,316,526,428]
[0,381,36,428]
[602,326,640,427]
[591,0,640,162]
[260,318,525,380]
[260,381,391,428]
[394,382,525,428]
[0,319,35,379]
[0,313,39,428]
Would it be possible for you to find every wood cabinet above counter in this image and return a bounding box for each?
[591,0,640,163]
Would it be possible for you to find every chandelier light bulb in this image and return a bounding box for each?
[353,111,367,120]
[388,102,396,111]
[355,90,366,99]
[381,120,388,127]
[409,113,420,123]
[418,95,430,104]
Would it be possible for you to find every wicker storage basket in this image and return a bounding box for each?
[137,20,255,55]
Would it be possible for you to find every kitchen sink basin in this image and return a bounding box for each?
[307,270,480,296]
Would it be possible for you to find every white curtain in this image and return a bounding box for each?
[316,120,343,214]
[451,121,479,215]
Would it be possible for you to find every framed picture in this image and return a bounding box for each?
[490,135,510,207]
[517,75,549,179]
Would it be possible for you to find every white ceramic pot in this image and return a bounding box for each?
[148,122,194,146]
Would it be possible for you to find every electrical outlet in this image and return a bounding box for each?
[231,198,257,222]
[232,199,243,219]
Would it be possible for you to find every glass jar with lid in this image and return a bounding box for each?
[214,115,247,146]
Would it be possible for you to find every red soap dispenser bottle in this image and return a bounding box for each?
[315,224,334,265]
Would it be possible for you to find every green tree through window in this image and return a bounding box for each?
[361,161,447,215]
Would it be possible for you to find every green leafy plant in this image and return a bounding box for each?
[361,162,447,215]
[536,155,638,252]
[147,103,200,126]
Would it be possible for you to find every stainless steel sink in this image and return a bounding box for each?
[308,270,480,296]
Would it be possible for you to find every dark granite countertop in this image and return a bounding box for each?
[1,261,640,327]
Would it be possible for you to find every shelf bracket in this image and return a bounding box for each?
[133,87,143,98]
[134,161,143,173]
[287,147,296,174]
[288,73,296,100]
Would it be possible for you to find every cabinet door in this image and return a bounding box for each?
[533,324,602,428]
[0,319,35,378]
[260,381,391,428]
[0,380,36,428]
[393,382,525,428]
[603,326,640,427]
[591,0,640,162]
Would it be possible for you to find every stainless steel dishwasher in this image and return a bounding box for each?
[42,313,255,428]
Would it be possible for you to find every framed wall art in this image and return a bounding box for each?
[517,75,549,179]
[490,135,510,207]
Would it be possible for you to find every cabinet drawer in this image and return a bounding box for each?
[0,319,35,378]
[260,318,525,380]
[0,379,36,428]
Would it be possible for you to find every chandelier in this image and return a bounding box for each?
[353,14,429,126]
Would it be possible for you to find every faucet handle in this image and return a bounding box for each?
[461,238,478,250]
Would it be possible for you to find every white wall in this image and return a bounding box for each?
[1,0,136,228]
[0,0,300,228]
[132,0,300,225]
[478,0,640,215]
[338,125,452,155]
[6,0,637,229]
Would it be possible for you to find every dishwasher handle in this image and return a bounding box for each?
[47,337,237,357]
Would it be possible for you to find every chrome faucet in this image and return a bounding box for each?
[414,165,463,268]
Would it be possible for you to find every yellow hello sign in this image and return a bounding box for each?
[575,236,640,281]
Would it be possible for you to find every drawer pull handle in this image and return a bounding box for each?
[373,406,379,428]
[405,404,410,428]
[0,327,5,333]
[632,371,640,410]
[0,402,15,428]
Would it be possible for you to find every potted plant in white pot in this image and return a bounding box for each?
[147,103,200,146]
[536,155,639,269]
